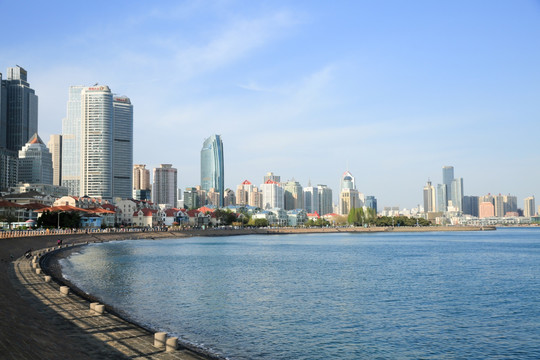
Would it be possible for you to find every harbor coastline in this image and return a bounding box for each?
[1,225,495,359]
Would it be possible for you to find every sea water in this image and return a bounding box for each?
[60,228,540,359]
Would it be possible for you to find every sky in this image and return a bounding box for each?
[1,0,539,209]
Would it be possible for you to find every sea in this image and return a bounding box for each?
[59,228,540,359]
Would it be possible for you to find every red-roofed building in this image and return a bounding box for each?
[186,209,211,227]
[53,195,111,209]
[323,213,341,224]
[133,208,158,227]
[161,208,188,226]
[307,211,320,220]
[0,201,25,228]
[198,206,215,214]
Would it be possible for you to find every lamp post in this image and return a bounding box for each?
[57,211,65,230]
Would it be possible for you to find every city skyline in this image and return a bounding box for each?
[1,1,539,208]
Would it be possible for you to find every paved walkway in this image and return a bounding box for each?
[3,239,210,359]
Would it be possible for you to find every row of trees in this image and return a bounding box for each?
[348,208,431,227]
[36,211,81,229]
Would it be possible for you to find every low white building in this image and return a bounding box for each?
[115,199,138,226]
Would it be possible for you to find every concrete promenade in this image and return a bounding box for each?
[0,234,215,359]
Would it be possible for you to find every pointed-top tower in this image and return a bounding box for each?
[18,133,53,184]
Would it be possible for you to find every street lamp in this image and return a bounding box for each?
[57,211,65,229]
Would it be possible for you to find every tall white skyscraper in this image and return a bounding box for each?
[153,164,178,207]
[80,86,113,199]
[112,96,133,199]
[261,180,284,210]
[62,85,133,200]
[304,183,320,214]
[450,177,463,212]
[317,184,333,216]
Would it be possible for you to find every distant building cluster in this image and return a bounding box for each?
[1,64,537,229]
[422,166,537,225]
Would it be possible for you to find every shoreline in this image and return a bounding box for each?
[1,225,495,359]
[40,244,225,360]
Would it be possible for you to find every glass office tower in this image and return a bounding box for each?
[201,134,224,207]
[62,86,84,195]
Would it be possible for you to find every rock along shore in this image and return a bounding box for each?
[0,225,494,359]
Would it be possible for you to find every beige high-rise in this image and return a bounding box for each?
[133,164,150,190]
[47,134,62,186]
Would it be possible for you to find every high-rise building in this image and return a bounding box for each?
[436,184,447,212]
[340,188,359,215]
[283,180,303,210]
[153,164,177,207]
[340,171,355,191]
[61,85,84,195]
[80,86,113,199]
[207,188,221,206]
[365,195,378,213]
[3,66,38,152]
[317,185,333,216]
[17,133,53,184]
[479,202,495,218]
[0,148,18,191]
[463,196,479,217]
[261,180,284,209]
[133,164,151,191]
[47,134,62,186]
[224,189,236,206]
[304,183,319,214]
[340,171,359,214]
[236,180,253,206]
[493,194,505,217]
[503,195,517,215]
[201,135,224,207]
[442,166,454,204]
[0,72,6,149]
[62,85,133,200]
[423,180,436,213]
[479,194,494,205]
[450,178,463,211]
[524,196,536,217]
[183,187,201,209]
[112,96,133,199]
[249,187,263,208]
[263,172,280,183]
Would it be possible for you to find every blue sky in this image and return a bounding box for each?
[2,0,539,209]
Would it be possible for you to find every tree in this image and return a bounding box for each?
[253,218,269,227]
[0,213,18,229]
[348,207,366,226]
[37,211,81,229]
